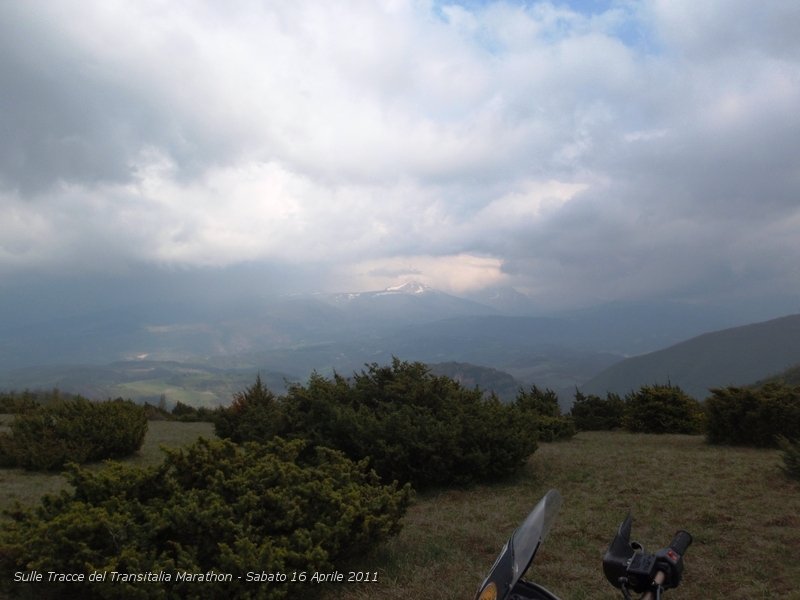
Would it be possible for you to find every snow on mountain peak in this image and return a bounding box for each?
[383,281,432,295]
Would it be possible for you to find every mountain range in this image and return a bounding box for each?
[581,313,800,399]
[1,280,796,406]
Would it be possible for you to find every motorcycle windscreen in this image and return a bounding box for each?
[475,489,563,600]
[510,489,562,585]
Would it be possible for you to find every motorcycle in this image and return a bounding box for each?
[474,489,692,600]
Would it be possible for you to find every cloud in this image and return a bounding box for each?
[0,0,799,314]
[353,253,507,294]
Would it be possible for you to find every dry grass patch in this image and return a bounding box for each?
[323,432,800,600]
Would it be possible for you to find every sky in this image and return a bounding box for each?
[1,0,799,318]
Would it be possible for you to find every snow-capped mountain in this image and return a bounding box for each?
[325,281,435,303]
[3,275,756,405]
[381,281,433,295]
[319,281,496,322]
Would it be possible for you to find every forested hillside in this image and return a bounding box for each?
[582,314,800,399]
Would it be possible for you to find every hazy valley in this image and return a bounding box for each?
[3,281,796,407]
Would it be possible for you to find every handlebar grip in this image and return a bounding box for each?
[669,530,692,556]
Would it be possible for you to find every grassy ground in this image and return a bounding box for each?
[112,379,222,407]
[2,427,798,598]
[322,432,800,600]
[0,418,214,514]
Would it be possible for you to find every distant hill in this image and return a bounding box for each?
[0,279,762,399]
[375,315,623,391]
[581,314,800,400]
[752,362,800,387]
[428,362,523,402]
[0,358,526,409]
[0,282,496,373]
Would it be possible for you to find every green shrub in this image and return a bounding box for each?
[515,385,575,441]
[570,391,625,431]
[214,375,282,442]
[0,390,40,414]
[2,397,147,471]
[705,383,800,447]
[623,384,704,434]
[171,401,215,422]
[215,360,538,488]
[142,401,173,421]
[0,389,83,413]
[515,385,561,416]
[777,436,800,481]
[0,437,411,600]
[531,414,577,442]
[0,432,16,467]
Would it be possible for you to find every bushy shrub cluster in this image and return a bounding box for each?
[170,401,215,422]
[0,434,16,468]
[140,400,173,421]
[0,389,78,413]
[214,376,282,442]
[777,436,800,481]
[0,391,39,414]
[0,397,147,470]
[569,391,625,431]
[139,400,215,422]
[514,385,576,441]
[567,384,701,434]
[705,383,800,447]
[214,360,538,488]
[0,437,411,600]
[622,384,704,434]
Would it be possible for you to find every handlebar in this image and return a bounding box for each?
[669,530,692,557]
[603,515,692,599]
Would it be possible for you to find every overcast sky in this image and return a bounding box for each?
[1,0,799,316]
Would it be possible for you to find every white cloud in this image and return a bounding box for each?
[352,253,507,293]
[0,0,799,310]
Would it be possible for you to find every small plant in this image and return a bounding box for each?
[777,435,800,481]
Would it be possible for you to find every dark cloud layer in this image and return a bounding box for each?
[1,0,799,318]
